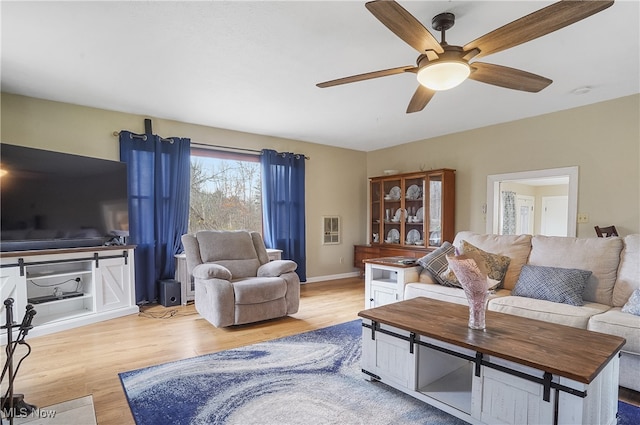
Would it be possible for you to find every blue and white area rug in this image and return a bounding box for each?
[119,320,639,425]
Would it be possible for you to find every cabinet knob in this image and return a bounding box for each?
[370,298,374,302]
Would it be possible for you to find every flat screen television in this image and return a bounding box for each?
[0,143,129,252]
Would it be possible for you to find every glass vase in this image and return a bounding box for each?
[467,292,489,330]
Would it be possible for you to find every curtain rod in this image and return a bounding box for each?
[188,141,311,160]
[113,132,309,160]
[112,131,174,144]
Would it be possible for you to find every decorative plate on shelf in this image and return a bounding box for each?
[406,184,421,200]
[406,229,421,244]
[393,208,404,221]
[387,229,400,242]
[415,207,424,222]
[388,186,401,200]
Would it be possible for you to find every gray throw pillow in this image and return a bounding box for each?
[416,242,456,286]
[439,240,510,290]
[512,265,591,306]
[621,288,640,316]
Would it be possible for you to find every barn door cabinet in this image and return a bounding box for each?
[0,246,138,344]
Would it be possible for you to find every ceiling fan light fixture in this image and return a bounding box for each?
[416,60,470,91]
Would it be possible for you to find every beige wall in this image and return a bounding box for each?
[2,93,638,280]
[0,93,368,280]
[366,95,640,238]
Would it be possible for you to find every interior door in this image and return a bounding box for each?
[541,196,569,236]
[515,195,535,235]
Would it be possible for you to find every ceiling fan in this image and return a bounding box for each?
[316,0,614,113]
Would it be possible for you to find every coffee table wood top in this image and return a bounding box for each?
[358,297,625,384]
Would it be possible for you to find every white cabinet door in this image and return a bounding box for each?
[480,367,554,425]
[369,283,398,308]
[0,264,27,327]
[361,321,417,390]
[95,256,132,312]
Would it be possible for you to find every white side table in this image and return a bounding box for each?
[266,248,283,261]
[364,257,420,309]
[174,253,194,305]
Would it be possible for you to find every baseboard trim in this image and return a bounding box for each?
[304,271,360,284]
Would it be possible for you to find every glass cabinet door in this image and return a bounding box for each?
[404,174,426,248]
[427,173,443,247]
[382,178,402,245]
[370,180,381,244]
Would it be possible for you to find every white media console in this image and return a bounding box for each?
[0,246,138,344]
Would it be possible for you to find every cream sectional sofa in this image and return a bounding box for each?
[404,231,640,392]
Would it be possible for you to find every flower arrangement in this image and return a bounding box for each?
[446,254,491,330]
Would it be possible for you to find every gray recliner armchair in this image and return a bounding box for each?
[181,230,300,327]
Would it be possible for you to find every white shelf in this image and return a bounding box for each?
[29,293,92,306]
[27,269,92,280]
[33,307,94,326]
[371,278,397,285]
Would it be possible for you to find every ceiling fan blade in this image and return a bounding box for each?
[316,66,416,88]
[463,1,614,59]
[406,85,436,113]
[365,0,443,55]
[469,62,552,92]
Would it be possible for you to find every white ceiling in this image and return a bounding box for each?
[2,1,638,152]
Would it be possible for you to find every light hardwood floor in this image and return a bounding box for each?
[9,277,639,424]
[11,278,364,424]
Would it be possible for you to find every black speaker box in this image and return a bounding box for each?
[159,279,181,307]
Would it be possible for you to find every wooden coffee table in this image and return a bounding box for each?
[358,297,625,425]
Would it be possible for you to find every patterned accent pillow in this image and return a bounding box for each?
[621,288,640,316]
[439,240,511,290]
[512,265,591,306]
[416,242,455,286]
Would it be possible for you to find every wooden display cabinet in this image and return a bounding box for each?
[357,169,455,277]
[371,169,454,249]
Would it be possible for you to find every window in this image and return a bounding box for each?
[188,148,262,234]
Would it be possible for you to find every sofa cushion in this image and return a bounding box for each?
[621,288,640,316]
[233,276,287,304]
[197,230,258,262]
[488,296,610,329]
[196,231,261,278]
[452,232,532,290]
[588,307,640,355]
[512,265,591,306]
[613,234,640,307]
[404,283,509,306]
[528,235,623,306]
[416,242,455,286]
[212,259,261,280]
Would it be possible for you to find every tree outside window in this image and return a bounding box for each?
[189,148,262,234]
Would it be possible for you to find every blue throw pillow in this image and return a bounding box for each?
[416,242,455,286]
[621,288,640,316]
[512,265,591,306]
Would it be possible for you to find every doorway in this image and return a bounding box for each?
[487,166,578,236]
